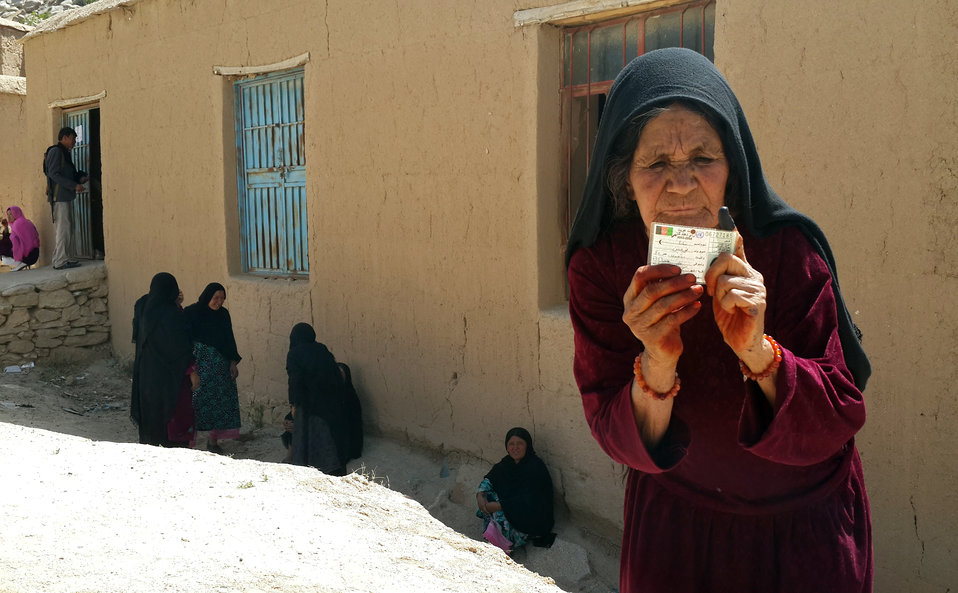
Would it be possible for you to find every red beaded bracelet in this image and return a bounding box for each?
[738,334,782,381]
[633,354,681,400]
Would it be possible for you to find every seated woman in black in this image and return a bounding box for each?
[476,427,555,553]
[286,323,350,475]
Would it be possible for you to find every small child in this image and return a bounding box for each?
[280,411,293,462]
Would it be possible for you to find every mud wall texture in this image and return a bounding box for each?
[0,76,27,208]
[0,17,28,77]
[14,0,958,589]
[717,1,958,590]
[0,263,109,366]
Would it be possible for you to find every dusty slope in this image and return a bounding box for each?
[0,423,565,593]
[0,357,619,592]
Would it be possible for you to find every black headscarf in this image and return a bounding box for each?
[134,272,180,344]
[287,324,338,414]
[289,322,317,349]
[484,427,554,537]
[566,48,870,390]
[183,282,241,362]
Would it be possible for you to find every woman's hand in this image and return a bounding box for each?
[704,235,767,357]
[477,492,501,515]
[622,264,703,372]
[622,264,702,448]
[189,372,201,392]
[705,235,778,405]
[230,361,239,379]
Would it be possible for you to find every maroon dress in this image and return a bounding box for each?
[569,218,872,593]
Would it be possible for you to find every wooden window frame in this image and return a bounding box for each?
[559,0,716,252]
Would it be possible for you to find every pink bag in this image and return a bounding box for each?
[482,521,513,554]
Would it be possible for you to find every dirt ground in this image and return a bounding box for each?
[0,353,619,592]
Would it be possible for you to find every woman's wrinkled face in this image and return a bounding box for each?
[629,104,729,234]
[506,436,528,463]
[208,290,226,311]
[6,209,14,222]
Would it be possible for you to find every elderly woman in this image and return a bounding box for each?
[1,206,40,271]
[476,427,554,554]
[185,282,242,453]
[566,48,872,593]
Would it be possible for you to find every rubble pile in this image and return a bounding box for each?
[0,0,92,25]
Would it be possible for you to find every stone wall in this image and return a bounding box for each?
[0,263,109,365]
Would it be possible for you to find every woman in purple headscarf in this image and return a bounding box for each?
[1,206,40,271]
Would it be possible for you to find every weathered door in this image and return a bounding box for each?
[235,70,308,275]
[61,107,95,259]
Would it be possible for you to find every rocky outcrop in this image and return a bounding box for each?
[0,0,90,25]
[0,263,110,365]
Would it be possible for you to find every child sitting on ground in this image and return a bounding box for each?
[281,411,293,462]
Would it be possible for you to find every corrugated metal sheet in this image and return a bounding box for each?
[235,70,308,275]
[63,108,93,259]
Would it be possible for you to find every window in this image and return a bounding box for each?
[559,1,715,247]
[234,69,308,275]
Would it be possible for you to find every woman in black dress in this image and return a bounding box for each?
[130,273,196,446]
[286,323,350,475]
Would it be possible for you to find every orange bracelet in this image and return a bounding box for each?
[738,334,782,381]
[633,354,681,400]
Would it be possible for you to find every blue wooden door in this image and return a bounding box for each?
[62,108,94,258]
[235,70,308,275]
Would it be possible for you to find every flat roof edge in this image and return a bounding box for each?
[21,0,145,41]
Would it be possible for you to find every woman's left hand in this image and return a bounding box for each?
[704,234,767,357]
[230,361,239,379]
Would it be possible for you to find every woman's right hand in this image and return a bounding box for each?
[622,264,703,369]
[477,493,501,515]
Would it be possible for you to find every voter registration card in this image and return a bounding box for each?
[647,222,736,284]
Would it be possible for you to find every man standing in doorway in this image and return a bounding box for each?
[44,127,87,270]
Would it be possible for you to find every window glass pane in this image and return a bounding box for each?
[704,2,715,61]
[682,6,703,52]
[625,19,639,64]
[644,12,681,52]
[563,33,572,87]
[572,31,589,85]
[590,23,624,84]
